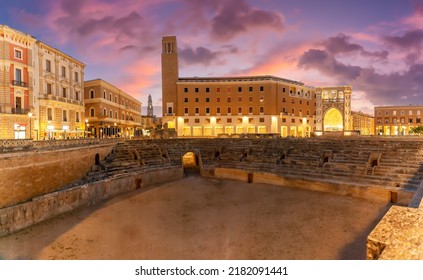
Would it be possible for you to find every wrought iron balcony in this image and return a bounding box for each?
[11,108,29,114]
[12,80,28,87]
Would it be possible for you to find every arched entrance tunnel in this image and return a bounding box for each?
[182,151,201,176]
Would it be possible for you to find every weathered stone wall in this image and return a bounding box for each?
[0,143,115,208]
[0,167,183,236]
[214,167,412,203]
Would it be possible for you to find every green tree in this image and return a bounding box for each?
[409,126,423,135]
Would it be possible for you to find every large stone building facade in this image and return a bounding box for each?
[162,36,317,137]
[84,79,142,138]
[374,105,422,135]
[0,25,85,140]
[36,42,85,140]
[315,86,353,136]
[351,111,374,135]
[0,25,36,139]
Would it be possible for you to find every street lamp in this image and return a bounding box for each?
[28,112,33,139]
[85,119,88,138]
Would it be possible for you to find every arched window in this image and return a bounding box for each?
[109,93,112,101]
[103,108,107,116]
[90,90,95,99]
[103,90,106,99]
[109,110,113,118]
[90,108,95,117]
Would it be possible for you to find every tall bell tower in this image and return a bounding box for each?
[161,36,179,118]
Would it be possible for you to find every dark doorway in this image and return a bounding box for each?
[182,152,200,176]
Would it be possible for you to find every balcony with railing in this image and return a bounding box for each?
[12,80,28,87]
[11,108,29,114]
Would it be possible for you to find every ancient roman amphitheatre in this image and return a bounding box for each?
[0,137,422,259]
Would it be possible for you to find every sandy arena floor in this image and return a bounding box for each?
[0,175,390,260]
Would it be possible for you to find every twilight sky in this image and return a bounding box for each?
[2,0,423,115]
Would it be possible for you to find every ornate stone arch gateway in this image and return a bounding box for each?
[315,86,353,136]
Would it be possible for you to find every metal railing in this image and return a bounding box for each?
[12,80,28,87]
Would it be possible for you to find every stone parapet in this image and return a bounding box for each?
[367,205,423,260]
[0,167,183,236]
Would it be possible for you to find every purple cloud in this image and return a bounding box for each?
[298,48,423,105]
[298,49,361,82]
[323,33,388,60]
[179,46,220,65]
[210,0,283,40]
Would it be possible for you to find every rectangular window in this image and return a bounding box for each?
[227,87,231,93]
[249,86,253,92]
[75,91,79,101]
[63,110,67,122]
[249,107,253,113]
[217,97,221,102]
[195,98,199,102]
[15,68,22,81]
[291,119,295,123]
[227,118,232,123]
[184,97,188,103]
[249,97,253,102]
[14,49,22,59]
[238,107,242,114]
[47,108,53,121]
[195,118,200,123]
[47,83,52,95]
[227,97,231,102]
[195,88,199,93]
[409,118,413,123]
[238,97,242,102]
[217,87,220,93]
[206,98,210,102]
[217,107,221,114]
[260,86,264,91]
[62,87,67,98]
[75,72,79,82]
[206,87,210,93]
[282,88,286,93]
[282,98,286,102]
[238,87,242,92]
[195,108,199,114]
[46,60,51,72]
[76,112,80,123]
[417,118,421,123]
[184,87,188,93]
[291,108,295,114]
[299,100,302,105]
[260,118,265,123]
[282,118,286,123]
[260,107,264,113]
[206,108,210,114]
[61,66,66,77]
[184,108,188,114]
[227,107,232,114]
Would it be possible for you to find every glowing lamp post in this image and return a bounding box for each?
[28,112,33,139]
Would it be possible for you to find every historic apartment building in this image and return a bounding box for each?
[374,105,422,135]
[0,25,85,140]
[0,25,36,139]
[36,42,85,140]
[84,79,142,138]
[162,36,317,137]
[351,111,374,135]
